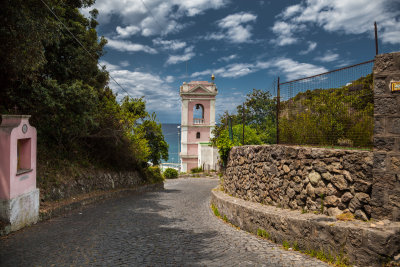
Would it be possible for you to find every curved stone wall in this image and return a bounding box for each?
[224,145,373,220]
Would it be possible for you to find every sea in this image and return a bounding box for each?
[161,123,181,164]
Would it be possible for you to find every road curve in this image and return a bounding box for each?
[0,178,328,266]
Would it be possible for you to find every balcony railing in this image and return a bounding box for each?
[193,118,204,125]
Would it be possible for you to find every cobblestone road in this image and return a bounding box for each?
[0,178,328,266]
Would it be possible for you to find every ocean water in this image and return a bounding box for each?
[161,123,181,164]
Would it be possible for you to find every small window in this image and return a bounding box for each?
[196,132,200,139]
[17,138,32,174]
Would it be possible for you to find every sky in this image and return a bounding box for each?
[82,0,400,123]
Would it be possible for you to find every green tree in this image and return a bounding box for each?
[140,114,169,165]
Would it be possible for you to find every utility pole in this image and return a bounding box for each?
[374,22,379,55]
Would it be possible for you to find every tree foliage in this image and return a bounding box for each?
[0,0,168,174]
[211,89,276,165]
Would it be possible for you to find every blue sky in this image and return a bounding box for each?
[83,0,400,123]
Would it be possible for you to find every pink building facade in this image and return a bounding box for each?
[180,81,218,172]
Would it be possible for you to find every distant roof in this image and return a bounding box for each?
[188,81,212,89]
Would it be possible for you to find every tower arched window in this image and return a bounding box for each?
[193,104,204,124]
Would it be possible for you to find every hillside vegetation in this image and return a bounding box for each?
[212,74,373,165]
[0,0,168,193]
[279,74,373,148]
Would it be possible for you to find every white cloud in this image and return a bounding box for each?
[100,60,179,113]
[165,46,195,65]
[315,51,339,62]
[274,0,400,45]
[299,41,317,55]
[153,38,187,50]
[116,25,141,38]
[165,75,175,83]
[84,0,230,37]
[106,39,158,54]
[219,54,238,62]
[282,4,303,19]
[120,60,130,67]
[207,12,257,43]
[191,57,327,81]
[270,58,327,81]
[271,21,305,46]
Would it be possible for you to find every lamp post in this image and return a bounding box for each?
[177,125,181,172]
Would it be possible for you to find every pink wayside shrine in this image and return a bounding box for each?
[179,79,219,173]
[0,115,39,232]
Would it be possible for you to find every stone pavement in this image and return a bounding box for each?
[0,178,329,266]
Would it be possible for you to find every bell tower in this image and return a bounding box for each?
[179,79,218,172]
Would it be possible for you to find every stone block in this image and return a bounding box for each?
[374,97,398,115]
[354,209,368,221]
[374,78,388,95]
[373,152,387,170]
[324,195,340,207]
[341,192,353,203]
[374,116,385,135]
[390,155,400,172]
[374,137,395,152]
[332,174,347,191]
[355,192,370,204]
[388,117,400,134]
[374,52,400,74]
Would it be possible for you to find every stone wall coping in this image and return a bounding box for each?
[211,187,400,266]
[231,144,372,154]
[212,187,400,232]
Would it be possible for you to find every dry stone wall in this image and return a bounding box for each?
[224,145,373,220]
[40,170,145,201]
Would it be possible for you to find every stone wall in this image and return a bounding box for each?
[40,170,146,201]
[224,145,374,220]
[372,52,400,221]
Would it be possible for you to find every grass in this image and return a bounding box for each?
[211,204,220,217]
[282,240,290,250]
[336,212,355,221]
[257,228,270,239]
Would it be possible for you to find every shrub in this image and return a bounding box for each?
[146,166,164,184]
[164,168,178,179]
[191,167,203,173]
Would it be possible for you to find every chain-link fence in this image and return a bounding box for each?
[277,60,374,148]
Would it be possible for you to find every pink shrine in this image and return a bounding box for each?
[179,80,219,172]
[0,115,39,232]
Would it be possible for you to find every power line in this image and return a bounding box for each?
[39,0,133,99]
[140,0,164,33]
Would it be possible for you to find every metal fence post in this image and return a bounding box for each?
[228,116,233,141]
[276,77,280,144]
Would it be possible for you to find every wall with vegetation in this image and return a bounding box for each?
[39,166,164,201]
[224,145,374,220]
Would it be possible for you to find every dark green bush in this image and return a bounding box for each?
[164,168,178,179]
[191,167,203,173]
[146,166,164,184]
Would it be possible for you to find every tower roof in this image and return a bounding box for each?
[180,81,218,96]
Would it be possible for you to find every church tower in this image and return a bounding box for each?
[179,79,218,172]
